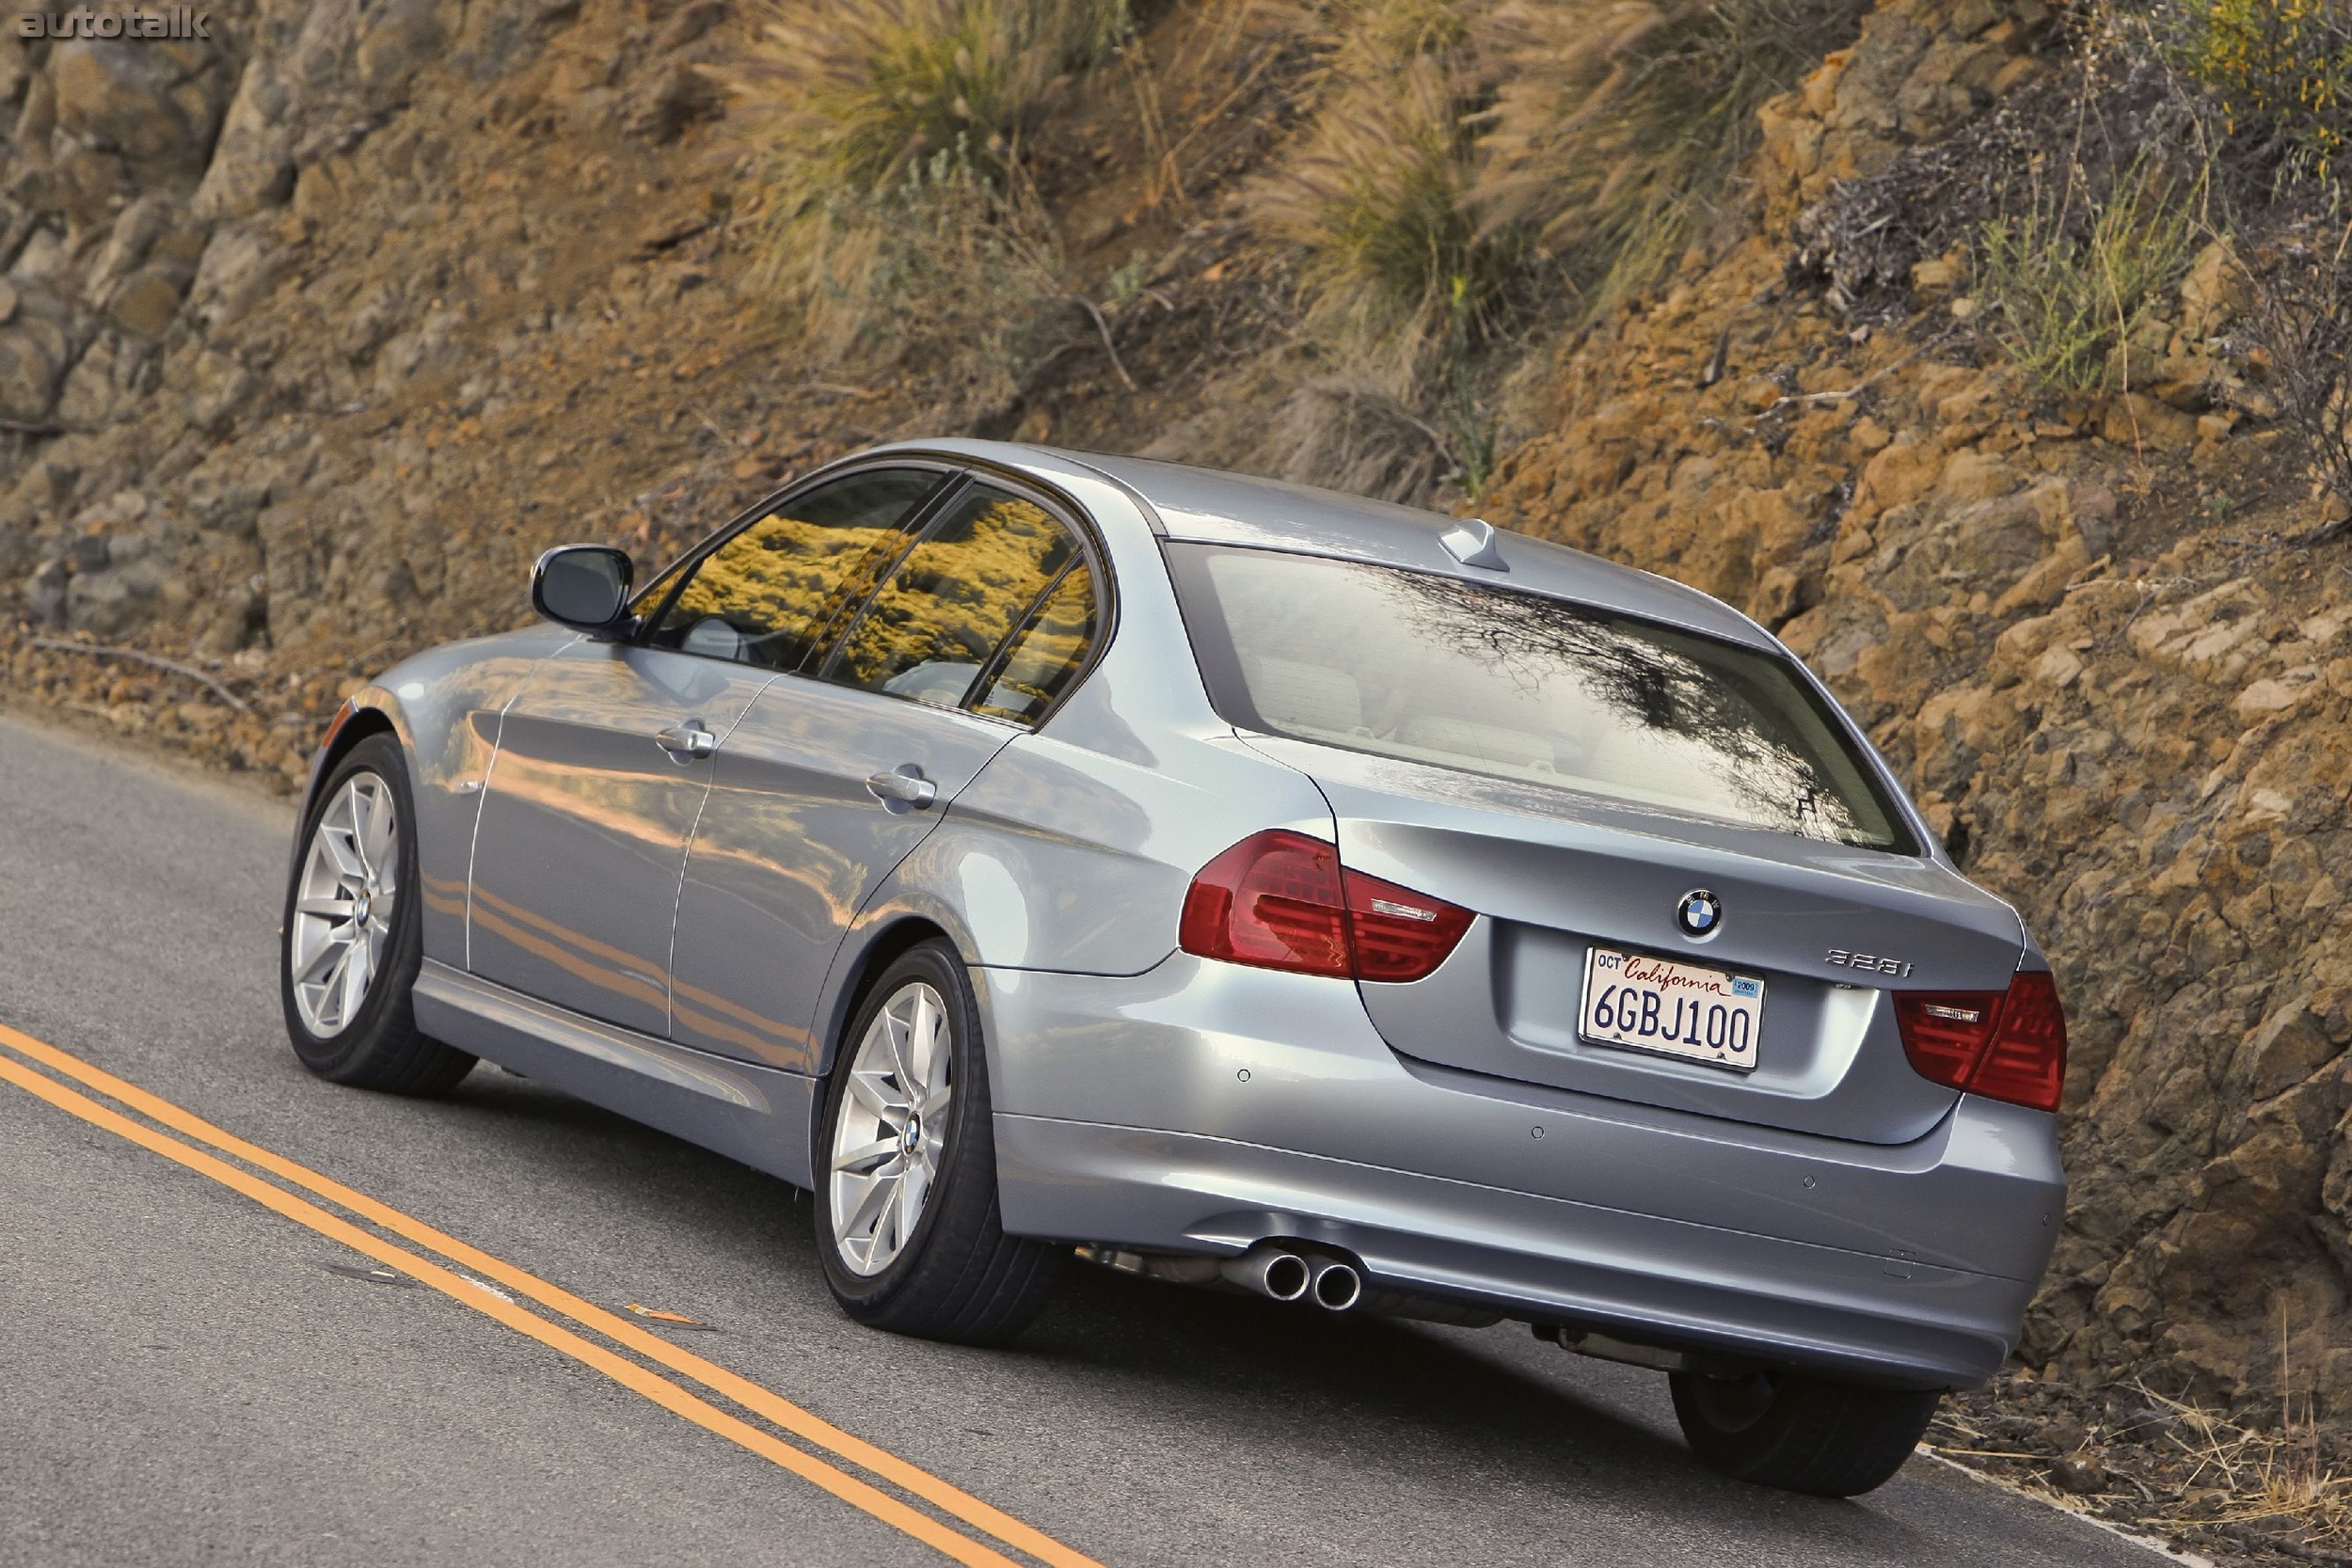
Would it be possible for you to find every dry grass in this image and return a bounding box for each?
[711,0,1129,356]
[2135,1383,2352,1544]
[1250,0,1862,441]
[1471,0,1866,317]
[1252,46,1510,395]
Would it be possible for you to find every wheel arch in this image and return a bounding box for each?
[288,697,407,877]
[814,913,962,1082]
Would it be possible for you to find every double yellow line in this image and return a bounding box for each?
[0,1022,1100,1568]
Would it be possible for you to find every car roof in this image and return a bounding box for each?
[868,436,1773,649]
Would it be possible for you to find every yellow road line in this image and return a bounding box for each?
[0,1025,1099,1568]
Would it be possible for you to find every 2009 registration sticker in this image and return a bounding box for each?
[1579,946,1765,1071]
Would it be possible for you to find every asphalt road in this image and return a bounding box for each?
[0,710,2180,1568]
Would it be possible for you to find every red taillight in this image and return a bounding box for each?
[1971,971,2068,1111]
[1894,970,2069,1113]
[1180,831,1350,976]
[1179,830,1471,983]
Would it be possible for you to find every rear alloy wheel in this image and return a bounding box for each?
[816,942,1061,1344]
[279,734,475,1095]
[1670,1367,1940,1497]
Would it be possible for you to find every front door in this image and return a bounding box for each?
[669,480,1104,1069]
[465,640,771,1037]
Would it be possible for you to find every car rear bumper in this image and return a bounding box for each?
[996,1115,2034,1388]
[977,957,2063,1391]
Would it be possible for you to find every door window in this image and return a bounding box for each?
[823,484,1084,710]
[644,467,944,670]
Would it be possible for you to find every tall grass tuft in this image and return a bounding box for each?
[711,0,1129,356]
[1470,0,1866,318]
[1975,158,2201,397]
[1253,50,1515,394]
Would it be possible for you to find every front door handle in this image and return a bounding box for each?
[655,720,717,762]
[865,764,938,810]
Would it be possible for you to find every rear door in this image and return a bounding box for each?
[1173,543,2023,1146]
[669,478,1105,1069]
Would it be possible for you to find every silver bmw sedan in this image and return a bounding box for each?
[280,438,2066,1497]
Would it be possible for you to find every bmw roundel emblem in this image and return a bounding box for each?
[1676,889,1723,939]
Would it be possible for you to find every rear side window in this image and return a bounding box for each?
[973,562,1098,723]
[644,467,942,670]
[823,484,1084,711]
[1168,544,1915,853]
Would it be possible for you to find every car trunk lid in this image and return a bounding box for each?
[1248,736,2025,1145]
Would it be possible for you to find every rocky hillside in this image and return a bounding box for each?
[5,0,2351,1553]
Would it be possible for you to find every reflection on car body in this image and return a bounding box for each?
[280,438,2067,1500]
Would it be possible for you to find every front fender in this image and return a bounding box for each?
[290,629,566,970]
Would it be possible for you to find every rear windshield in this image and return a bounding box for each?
[1168,544,1915,853]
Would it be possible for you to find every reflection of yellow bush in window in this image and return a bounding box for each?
[672,514,877,639]
[978,565,1096,721]
[834,492,1076,694]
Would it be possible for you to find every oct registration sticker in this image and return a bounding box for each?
[1579,946,1764,1072]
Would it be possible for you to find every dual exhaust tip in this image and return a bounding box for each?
[1220,1244,1361,1311]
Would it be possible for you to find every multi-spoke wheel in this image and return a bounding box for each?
[289,771,401,1037]
[828,981,954,1276]
[279,734,474,1095]
[814,942,1062,1343]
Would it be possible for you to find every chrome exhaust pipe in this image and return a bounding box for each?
[1308,1258,1361,1312]
[1219,1246,1311,1303]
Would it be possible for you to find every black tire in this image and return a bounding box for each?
[278,734,475,1095]
[814,942,1062,1344]
[1670,1367,1939,1497]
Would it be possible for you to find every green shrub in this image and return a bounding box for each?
[1975,161,2200,397]
[2176,0,2352,172]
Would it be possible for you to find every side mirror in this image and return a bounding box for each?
[532,546,634,635]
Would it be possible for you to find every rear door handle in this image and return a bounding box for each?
[865,765,938,810]
[655,720,717,762]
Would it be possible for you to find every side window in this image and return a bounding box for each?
[824,484,1083,710]
[973,563,1098,724]
[644,467,942,670]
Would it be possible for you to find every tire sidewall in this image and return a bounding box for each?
[279,735,424,1077]
[815,943,989,1313]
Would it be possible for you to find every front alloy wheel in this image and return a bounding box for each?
[289,771,401,1037]
[278,734,474,1095]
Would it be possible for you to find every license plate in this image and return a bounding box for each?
[1580,946,1764,1071]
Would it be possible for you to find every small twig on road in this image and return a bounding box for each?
[24,636,254,714]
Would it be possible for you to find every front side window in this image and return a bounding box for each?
[644,467,943,669]
[824,484,1083,710]
[1168,544,1914,852]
